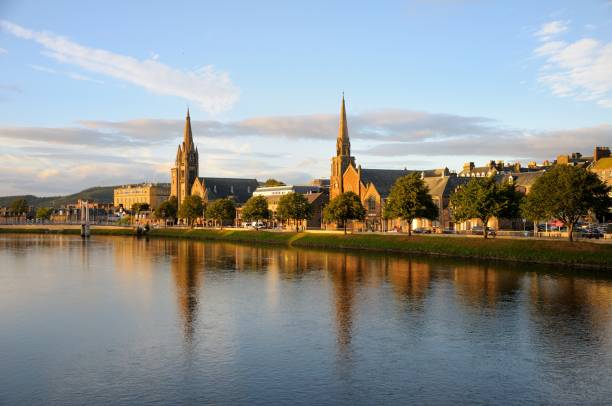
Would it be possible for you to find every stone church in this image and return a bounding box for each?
[171,110,258,208]
[329,96,464,232]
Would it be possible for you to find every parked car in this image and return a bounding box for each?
[443,228,456,234]
[581,229,602,239]
[413,228,432,234]
[471,226,496,237]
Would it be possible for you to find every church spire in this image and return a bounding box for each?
[184,108,194,151]
[336,93,350,156]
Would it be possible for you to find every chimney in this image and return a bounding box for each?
[463,162,475,171]
[594,146,611,161]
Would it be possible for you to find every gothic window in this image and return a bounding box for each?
[368,197,376,212]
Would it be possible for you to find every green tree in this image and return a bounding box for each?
[10,198,29,216]
[276,192,312,232]
[36,207,53,221]
[523,165,611,241]
[241,195,270,227]
[131,202,150,213]
[178,195,204,227]
[384,173,439,236]
[520,190,548,236]
[264,178,286,187]
[450,177,521,239]
[155,196,178,224]
[205,198,236,229]
[324,192,366,234]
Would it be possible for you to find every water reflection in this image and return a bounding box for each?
[1,234,611,404]
[171,241,204,344]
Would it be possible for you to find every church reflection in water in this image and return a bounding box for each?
[105,236,612,356]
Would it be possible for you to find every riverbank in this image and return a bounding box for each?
[1,226,611,269]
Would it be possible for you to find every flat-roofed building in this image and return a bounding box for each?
[253,184,321,197]
[113,183,170,210]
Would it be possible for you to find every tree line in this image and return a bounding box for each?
[323,165,610,241]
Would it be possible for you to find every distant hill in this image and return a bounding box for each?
[0,186,118,208]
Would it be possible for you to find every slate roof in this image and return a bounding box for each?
[508,171,545,189]
[423,176,471,198]
[360,169,416,198]
[200,177,259,204]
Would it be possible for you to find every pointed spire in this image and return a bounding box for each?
[183,107,194,152]
[336,93,350,156]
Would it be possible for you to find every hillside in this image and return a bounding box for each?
[0,186,117,208]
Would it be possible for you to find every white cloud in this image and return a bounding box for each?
[535,20,569,41]
[0,20,239,114]
[1,108,610,196]
[533,22,612,108]
[0,47,7,55]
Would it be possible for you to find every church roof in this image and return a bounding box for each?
[423,176,471,198]
[200,177,258,204]
[360,168,416,197]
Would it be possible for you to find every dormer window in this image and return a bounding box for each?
[213,185,217,193]
[230,185,234,194]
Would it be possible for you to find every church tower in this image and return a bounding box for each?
[171,109,199,208]
[330,94,355,199]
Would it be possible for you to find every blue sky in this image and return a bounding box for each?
[1,0,611,195]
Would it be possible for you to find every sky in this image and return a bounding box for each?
[1,0,611,196]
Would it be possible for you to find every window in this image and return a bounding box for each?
[368,197,376,212]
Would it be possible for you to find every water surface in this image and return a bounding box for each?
[1,235,611,405]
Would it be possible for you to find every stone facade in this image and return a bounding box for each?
[113,183,170,210]
[330,95,355,199]
[171,109,199,208]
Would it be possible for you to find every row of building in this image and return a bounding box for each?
[149,99,609,232]
[5,100,609,231]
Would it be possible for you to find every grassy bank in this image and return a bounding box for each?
[1,227,611,269]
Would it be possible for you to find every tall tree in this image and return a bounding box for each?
[324,192,366,234]
[241,195,270,227]
[205,198,236,229]
[10,198,29,216]
[384,173,439,236]
[178,195,204,227]
[264,178,286,187]
[155,196,178,224]
[523,165,611,241]
[36,207,53,221]
[450,177,521,239]
[520,191,548,236]
[276,192,312,232]
[131,202,150,213]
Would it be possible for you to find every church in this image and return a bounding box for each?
[330,95,467,232]
[171,109,259,208]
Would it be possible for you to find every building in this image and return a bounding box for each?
[171,109,199,208]
[252,184,328,229]
[310,178,330,190]
[253,184,321,197]
[191,177,259,205]
[257,189,328,229]
[113,183,170,210]
[330,94,356,200]
[328,95,458,232]
[169,110,260,214]
[458,160,548,178]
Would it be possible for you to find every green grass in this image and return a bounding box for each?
[1,226,611,269]
[291,233,612,269]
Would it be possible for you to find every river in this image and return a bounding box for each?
[1,234,611,405]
